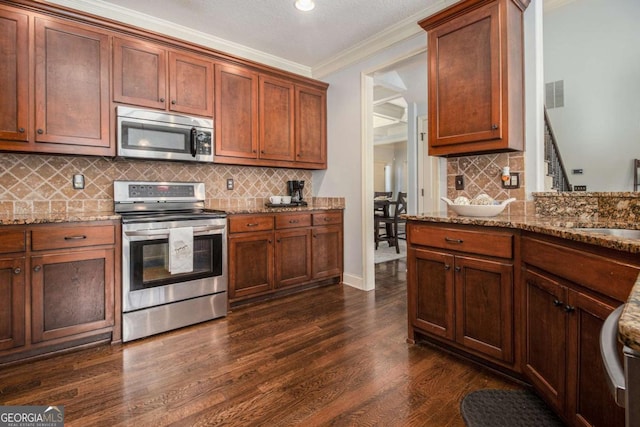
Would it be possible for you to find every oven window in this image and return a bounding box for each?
[121,121,190,153]
[130,234,222,291]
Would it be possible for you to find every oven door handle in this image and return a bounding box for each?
[124,225,225,239]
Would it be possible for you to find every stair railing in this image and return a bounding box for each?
[544,107,572,191]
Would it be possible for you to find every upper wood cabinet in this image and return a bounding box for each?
[113,37,214,117]
[420,0,529,157]
[295,85,327,167]
[0,7,112,156]
[0,8,29,143]
[214,63,327,169]
[214,63,259,159]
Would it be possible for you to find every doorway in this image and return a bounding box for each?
[362,49,443,287]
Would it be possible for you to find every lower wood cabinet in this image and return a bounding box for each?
[407,222,516,368]
[228,210,343,305]
[0,221,120,365]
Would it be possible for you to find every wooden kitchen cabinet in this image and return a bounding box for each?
[0,221,120,365]
[0,7,112,156]
[260,75,295,161]
[522,234,634,427]
[0,229,27,351]
[228,211,342,305]
[0,7,29,143]
[295,85,327,167]
[407,222,516,367]
[113,37,214,117]
[419,0,529,156]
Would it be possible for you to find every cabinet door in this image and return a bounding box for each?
[523,269,567,414]
[228,231,273,299]
[169,51,213,117]
[31,249,115,343]
[311,225,342,279]
[427,1,501,151]
[454,255,513,363]
[113,37,167,109]
[0,8,29,142]
[410,248,455,340]
[295,85,326,166]
[0,257,25,350]
[259,75,295,161]
[566,290,625,427]
[275,228,311,288]
[214,63,258,159]
[34,17,111,152]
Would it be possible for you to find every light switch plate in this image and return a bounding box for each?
[73,174,85,189]
[501,172,520,189]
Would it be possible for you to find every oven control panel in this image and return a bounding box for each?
[128,184,195,198]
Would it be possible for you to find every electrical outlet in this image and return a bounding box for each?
[226,178,234,190]
[502,172,520,189]
[455,175,464,190]
[72,174,84,189]
[574,185,587,191]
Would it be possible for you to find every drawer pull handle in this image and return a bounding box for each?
[13,267,21,275]
[247,223,259,227]
[324,217,331,222]
[444,237,463,244]
[33,265,41,272]
[64,235,87,241]
[289,220,299,223]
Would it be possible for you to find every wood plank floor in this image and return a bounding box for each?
[0,259,522,426]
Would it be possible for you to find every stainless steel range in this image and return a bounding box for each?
[114,180,227,342]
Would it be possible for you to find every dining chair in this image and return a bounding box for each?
[374,191,392,217]
[374,191,407,253]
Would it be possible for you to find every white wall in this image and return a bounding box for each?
[312,33,427,289]
[544,0,640,191]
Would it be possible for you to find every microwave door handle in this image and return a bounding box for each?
[190,128,197,157]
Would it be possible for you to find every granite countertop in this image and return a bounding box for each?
[406,211,640,352]
[225,205,344,215]
[0,212,121,225]
[404,211,640,254]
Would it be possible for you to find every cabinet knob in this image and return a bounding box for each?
[444,264,451,270]
[565,305,576,313]
[18,127,25,133]
[171,100,176,105]
[454,266,461,272]
[37,129,43,134]
[491,124,498,130]
[13,267,21,275]
[261,150,265,154]
[160,98,165,102]
[553,299,563,307]
[33,265,41,272]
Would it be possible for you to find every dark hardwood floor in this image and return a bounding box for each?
[0,259,521,426]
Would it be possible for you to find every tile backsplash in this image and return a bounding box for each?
[0,153,313,215]
[447,152,530,216]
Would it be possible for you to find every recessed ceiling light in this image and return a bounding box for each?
[295,0,315,12]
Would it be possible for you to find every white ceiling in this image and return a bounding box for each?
[47,0,452,77]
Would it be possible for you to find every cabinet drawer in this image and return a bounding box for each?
[410,224,513,259]
[313,211,342,226]
[276,213,311,229]
[0,230,26,254]
[229,215,274,233]
[31,225,115,251]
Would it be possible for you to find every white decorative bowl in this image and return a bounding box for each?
[441,197,516,217]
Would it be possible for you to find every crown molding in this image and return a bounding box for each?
[44,0,313,77]
[311,0,456,79]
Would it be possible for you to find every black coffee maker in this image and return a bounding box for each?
[287,180,306,206]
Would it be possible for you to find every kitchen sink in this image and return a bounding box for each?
[574,228,640,239]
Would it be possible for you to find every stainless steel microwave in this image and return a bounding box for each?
[116,106,214,162]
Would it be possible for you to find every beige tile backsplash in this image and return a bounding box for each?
[0,153,313,215]
[447,152,531,216]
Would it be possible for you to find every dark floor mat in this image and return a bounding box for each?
[460,389,565,427]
